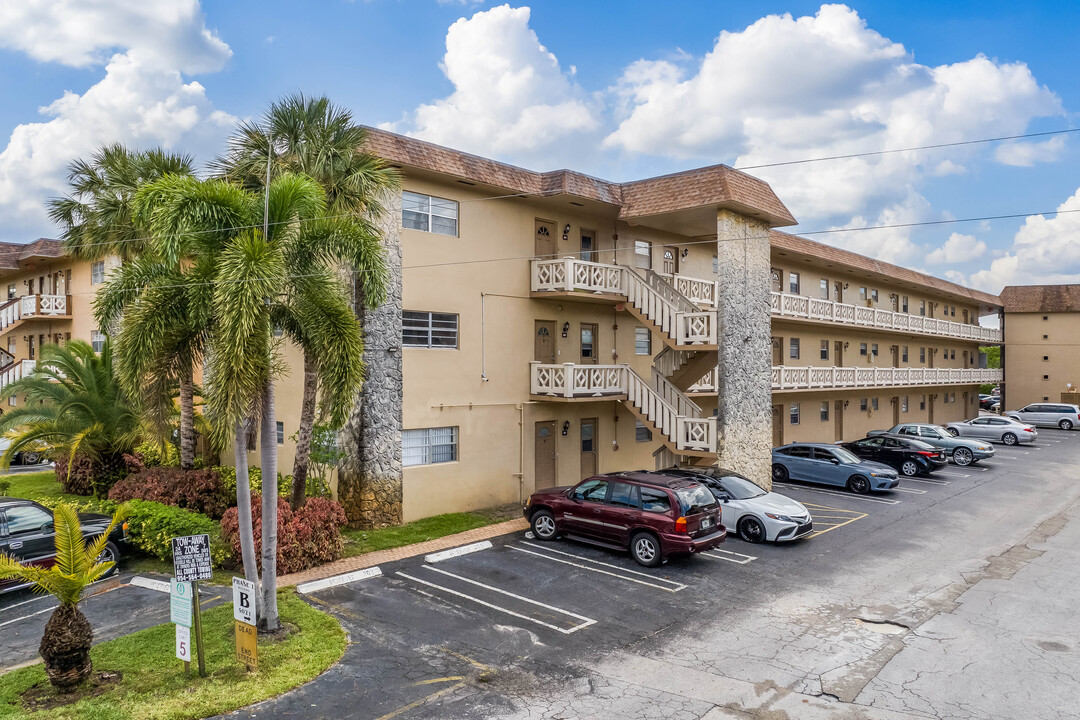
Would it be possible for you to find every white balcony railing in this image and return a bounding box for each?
[530,361,716,454]
[770,291,1003,343]
[769,366,1003,392]
[0,358,36,392]
[0,294,70,332]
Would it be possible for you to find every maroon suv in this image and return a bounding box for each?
[523,471,726,567]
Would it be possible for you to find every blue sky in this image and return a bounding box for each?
[0,1,1077,292]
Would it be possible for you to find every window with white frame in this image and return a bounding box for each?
[635,420,652,442]
[901,395,909,413]
[871,289,879,303]
[902,346,909,362]
[871,397,879,411]
[91,261,105,285]
[401,191,458,236]
[634,327,651,355]
[789,337,800,359]
[789,272,800,294]
[91,330,105,353]
[403,311,458,348]
[790,403,800,425]
[276,421,284,444]
[860,342,868,356]
[403,427,458,466]
[820,402,829,422]
[920,395,926,410]
[819,278,829,299]
[920,347,926,363]
[8,395,15,407]
[820,340,829,360]
[634,240,651,269]
[712,256,718,274]
[6,284,14,299]
[920,300,926,316]
[860,398,868,411]
[871,343,879,358]
[902,296,909,313]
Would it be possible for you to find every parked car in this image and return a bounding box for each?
[0,437,44,465]
[979,395,1000,411]
[771,443,899,494]
[1004,403,1080,431]
[523,472,726,567]
[866,423,995,466]
[0,497,130,594]
[944,416,1038,445]
[660,467,812,543]
[840,436,947,477]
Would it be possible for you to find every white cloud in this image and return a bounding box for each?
[994,136,1066,166]
[967,187,1080,291]
[925,232,987,265]
[602,4,1063,255]
[0,1,235,242]
[386,4,598,159]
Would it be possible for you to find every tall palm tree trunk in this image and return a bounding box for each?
[233,419,263,619]
[179,365,195,470]
[259,379,280,631]
[290,351,319,510]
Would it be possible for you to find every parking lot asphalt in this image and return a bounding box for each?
[222,428,1080,720]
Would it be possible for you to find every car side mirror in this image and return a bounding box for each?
[570,494,582,503]
[40,521,54,534]
[830,458,840,464]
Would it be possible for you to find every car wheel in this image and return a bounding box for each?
[738,517,766,544]
[96,541,121,574]
[946,428,960,437]
[847,475,870,495]
[1059,419,1074,431]
[1002,432,1018,446]
[21,452,41,465]
[771,464,789,483]
[952,447,973,466]
[900,460,920,477]
[530,510,558,541]
[630,532,662,568]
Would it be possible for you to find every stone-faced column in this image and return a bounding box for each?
[715,209,774,488]
[338,191,403,528]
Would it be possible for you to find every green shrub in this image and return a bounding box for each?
[0,479,9,495]
[123,499,229,567]
[214,466,290,503]
[135,440,180,468]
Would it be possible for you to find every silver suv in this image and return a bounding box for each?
[1005,403,1080,430]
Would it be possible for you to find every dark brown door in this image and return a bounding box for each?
[772,337,783,365]
[834,340,844,366]
[834,400,844,442]
[534,421,556,490]
[891,346,900,368]
[580,232,595,262]
[772,406,783,447]
[580,323,598,364]
[580,418,598,479]
[535,219,558,258]
[928,396,936,423]
[928,349,935,368]
[27,336,34,360]
[663,248,678,275]
[770,268,782,293]
[534,320,556,363]
[892,397,900,426]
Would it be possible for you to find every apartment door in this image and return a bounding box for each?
[534,421,557,490]
[834,340,844,366]
[534,219,558,258]
[772,406,783,447]
[891,295,899,312]
[892,397,900,426]
[27,336,34,360]
[580,232,595,262]
[891,346,900,368]
[928,349,935,368]
[580,323,598,364]
[580,418,598,479]
[772,337,783,365]
[534,320,556,363]
[663,248,678,275]
[962,350,969,367]
[834,400,844,442]
[770,268,782,293]
[833,281,843,303]
[928,396,936,423]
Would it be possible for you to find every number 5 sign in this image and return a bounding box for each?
[176,624,191,662]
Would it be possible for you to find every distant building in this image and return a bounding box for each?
[1001,285,1080,409]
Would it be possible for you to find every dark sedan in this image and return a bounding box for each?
[980,395,1000,411]
[840,436,947,477]
[0,497,130,594]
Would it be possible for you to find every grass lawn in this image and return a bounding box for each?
[0,471,92,507]
[0,592,345,720]
[340,503,519,558]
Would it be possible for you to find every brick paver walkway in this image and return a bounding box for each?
[279,517,529,587]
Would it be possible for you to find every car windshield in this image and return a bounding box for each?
[831,447,862,464]
[674,484,718,515]
[718,474,767,500]
[923,427,948,439]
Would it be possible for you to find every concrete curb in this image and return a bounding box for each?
[278,517,529,587]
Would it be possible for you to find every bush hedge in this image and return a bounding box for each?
[134,440,180,468]
[221,497,347,574]
[124,499,229,567]
[108,467,229,519]
[214,465,292,501]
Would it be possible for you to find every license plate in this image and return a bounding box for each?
[701,517,713,530]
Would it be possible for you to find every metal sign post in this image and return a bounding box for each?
[172,534,213,678]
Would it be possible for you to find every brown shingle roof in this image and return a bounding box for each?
[0,239,64,270]
[770,230,1002,308]
[1000,285,1080,313]
[362,127,795,227]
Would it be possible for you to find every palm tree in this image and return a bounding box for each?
[0,503,128,688]
[0,340,141,497]
[48,143,195,262]
[214,94,399,509]
[49,144,199,469]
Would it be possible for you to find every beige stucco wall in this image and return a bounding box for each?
[1004,311,1080,409]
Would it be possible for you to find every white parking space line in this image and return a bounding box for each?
[772,482,902,505]
[405,566,597,634]
[1,593,56,612]
[0,604,57,629]
[129,576,170,593]
[297,566,382,594]
[511,543,686,593]
[425,540,492,564]
[702,548,757,564]
[904,476,951,485]
[890,486,927,495]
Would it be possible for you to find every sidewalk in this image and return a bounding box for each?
[278,517,529,587]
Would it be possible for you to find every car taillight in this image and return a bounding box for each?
[917,451,935,456]
[122,521,129,537]
[675,516,688,533]
[1024,428,1035,432]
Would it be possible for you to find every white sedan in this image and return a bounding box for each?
[664,467,813,543]
[944,416,1038,445]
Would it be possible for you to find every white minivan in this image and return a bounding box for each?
[1005,403,1080,431]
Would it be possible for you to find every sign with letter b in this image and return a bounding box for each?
[232,577,257,626]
